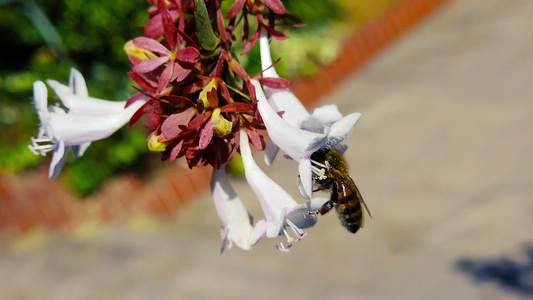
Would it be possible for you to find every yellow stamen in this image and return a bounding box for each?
[124,40,157,61]
[147,135,168,152]
[199,78,218,108]
[211,108,232,137]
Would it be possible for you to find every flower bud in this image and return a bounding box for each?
[148,134,168,152]
[124,40,157,61]
[211,108,232,137]
[199,78,218,108]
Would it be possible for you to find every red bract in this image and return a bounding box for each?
[132,35,199,92]
[144,9,180,39]
[144,0,194,39]
[225,0,288,54]
[125,0,295,169]
[263,0,287,15]
[160,107,197,141]
[258,77,291,89]
[226,0,286,19]
[132,1,201,92]
[241,18,287,55]
[126,71,172,128]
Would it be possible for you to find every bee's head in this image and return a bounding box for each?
[310,147,330,162]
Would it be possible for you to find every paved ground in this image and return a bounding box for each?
[2,0,533,299]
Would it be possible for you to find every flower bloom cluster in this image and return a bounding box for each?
[28,0,362,252]
[123,0,294,169]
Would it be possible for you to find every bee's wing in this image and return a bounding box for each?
[340,173,372,220]
[353,183,372,219]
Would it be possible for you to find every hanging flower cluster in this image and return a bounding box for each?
[28,0,363,252]
[123,0,295,169]
[28,69,148,179]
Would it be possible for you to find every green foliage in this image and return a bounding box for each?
[239,0,401,79]
[235,0,347,79]
[283,0,345,29]
[0,0,149,194]
[0,0,399,194]
[227,153,245,178]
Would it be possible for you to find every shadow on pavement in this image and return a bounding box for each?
[456,243,533,296]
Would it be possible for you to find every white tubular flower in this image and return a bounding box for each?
[260,29,310,167]
[211,167,265,253]
[259,29,309,128]
[46,68,135,157]
[252,79,361,199]
[46,68,128,115]
[257,30,363,199]
[28,80,147,179]
[239,130,324,252]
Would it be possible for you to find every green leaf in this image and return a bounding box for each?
[194,0,218,51]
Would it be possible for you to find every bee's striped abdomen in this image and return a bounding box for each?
[336,187,363,233]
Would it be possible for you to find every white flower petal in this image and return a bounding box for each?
[324,112,362,149]
[285,197,331,229]
[47,79,128,115]
[299,118,325,134]
[285,203,318,229]
[264,139,280,166]
[211,167,263,252]
[33,81,50,121]
[253,80,325,162]
[259,29,280,80]
[47,105,66,114]
[46,79,70,97]
[68,68,88,97]
[49,140,67,180]
[259,30,309,127]
[249,220,267,246]
[47,99,145,147]
[298,158,313,199]
[30,75,148,179]
[311,104,343,126]
[300,105,345,134]
[71,142,91,158]
[240,130,300,238]
[266,89,309,128]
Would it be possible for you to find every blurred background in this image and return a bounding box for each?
[1,0,533,299]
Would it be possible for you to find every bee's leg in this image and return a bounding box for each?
[318,201,334,215]
[308,210,319,216]
[316,182,338,215]
[308,200,333,215]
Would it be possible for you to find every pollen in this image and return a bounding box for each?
[147,135,168,152]
[123,40,157,61]
[169,51,176,61]
[317,168,327,180]
[211,108,233,137]
[199,78,219,108]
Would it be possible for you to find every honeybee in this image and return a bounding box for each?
[311,148,371,233]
